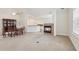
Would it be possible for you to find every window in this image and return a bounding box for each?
[73,8,79,34]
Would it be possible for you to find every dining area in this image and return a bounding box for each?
[2,19,25,37]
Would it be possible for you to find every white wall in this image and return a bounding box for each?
[68,9,73,35]
[56,9,69,36]
[68,9,79,51]
[40,14,55,23]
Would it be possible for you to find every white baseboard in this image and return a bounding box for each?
[56,33,69,36]
[69,32,79,51]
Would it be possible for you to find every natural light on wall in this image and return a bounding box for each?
[73,8,79,34]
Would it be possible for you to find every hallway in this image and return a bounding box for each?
[0,33,76,51]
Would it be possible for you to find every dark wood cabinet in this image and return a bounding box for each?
[2,19,25,37]
[2,19,16,37]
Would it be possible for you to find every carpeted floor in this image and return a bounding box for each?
[0,32,76,51]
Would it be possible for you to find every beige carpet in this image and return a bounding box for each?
[0,32,76,51]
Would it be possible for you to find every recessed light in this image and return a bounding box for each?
[12,12,16,15]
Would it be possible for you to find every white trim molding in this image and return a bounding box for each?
[69,32,79,51]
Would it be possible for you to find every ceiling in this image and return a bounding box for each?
[0,8,56,17]
[24,8,56,17]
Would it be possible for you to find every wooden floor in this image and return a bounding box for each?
[0,32,76,51]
